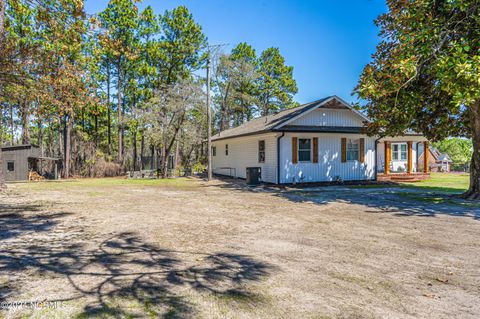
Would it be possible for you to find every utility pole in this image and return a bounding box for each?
[205,43,227,181]
[206,50,213,181]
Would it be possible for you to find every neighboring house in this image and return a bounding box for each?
[418,146,453,172]
[211,96,430,184]
[1,144,60,181]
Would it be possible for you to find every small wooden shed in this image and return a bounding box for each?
[1,144,60,181]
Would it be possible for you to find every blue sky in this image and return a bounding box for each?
[85,0,387,104]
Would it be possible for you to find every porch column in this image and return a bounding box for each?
[384,141,391,175]
[407,141,413,174]
[423,141,429,174]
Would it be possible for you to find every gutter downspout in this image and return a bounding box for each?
[374,137,381,181]
[277,132,285,184]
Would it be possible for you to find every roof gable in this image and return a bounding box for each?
[274,96,370,129]
[212,96,369,141]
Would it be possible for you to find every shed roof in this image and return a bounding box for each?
[1,144,39,151]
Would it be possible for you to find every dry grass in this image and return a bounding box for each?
[0,177,479,319]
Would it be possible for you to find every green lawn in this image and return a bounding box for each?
[401,172,469,193]
[348,172,469,194]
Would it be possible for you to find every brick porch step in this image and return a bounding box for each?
[377,173,430,182]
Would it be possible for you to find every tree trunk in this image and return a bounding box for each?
[9,104,13,145]
[0,102,6,190]
[262,94,270,116]
[94,112,98,147]
[161,116,186,178]
[150,144,154,170]
[173,140,180,174]
[0,0,4,189]
[140,133,145,169]
[132,130,137,171]
[20,98,30,144]
[162,144,169,178]
[58,116,63,159]
[107,63,111,154]
[63,111,73,178]
[132,95,137,171]
[220,83,230,131]
[117,59,123,164]
[464,99,480,199]
[37,116,43,156]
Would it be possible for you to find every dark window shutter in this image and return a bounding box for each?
[360,138,365,163]
[341,138,347,163]
[313,137,318,163]
[292,137,298,164]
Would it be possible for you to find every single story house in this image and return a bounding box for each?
[211,96,430,184]
[418,146,452,172]
[1,144,60,181]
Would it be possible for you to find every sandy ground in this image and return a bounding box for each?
[0,177,479,319]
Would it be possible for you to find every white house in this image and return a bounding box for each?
[211,96,430,184]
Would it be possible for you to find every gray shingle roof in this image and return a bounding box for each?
[212,97,334,141]
[419,146,452,162]
[437,154,452,162]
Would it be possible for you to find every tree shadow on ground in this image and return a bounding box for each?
[1,220,272,318]
[277,187,480,220]
[0,203,74,302]
[0,204,72,241]
[208,177,479,220]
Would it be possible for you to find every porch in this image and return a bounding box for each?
[377,137,430,182]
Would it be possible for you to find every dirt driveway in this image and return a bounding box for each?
[0,178,479,318]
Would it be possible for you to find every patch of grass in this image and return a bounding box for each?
[402,173,469,193]
[348,173,469,194]
[397,192,480,208]
[11,177,200,192]
[397,193,452,204]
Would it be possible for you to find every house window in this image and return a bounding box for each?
[392,143,407,161]
[258,140,265,163]
[225,144,229,156]
[346,139,360,161]
[298,138,311,162]
[212,146,216,157]
[7,161,14,172]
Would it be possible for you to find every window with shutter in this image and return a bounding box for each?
[298,138,311,162]
[313,137,318,163]
[258,140,265,163]
[359,138,365,163]
[346,139,360,161]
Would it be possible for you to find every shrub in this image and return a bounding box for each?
[192,162,206,174]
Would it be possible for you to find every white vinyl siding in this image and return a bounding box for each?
[280,133,376,183]
[212,133,278,183]
[289,108,365,127]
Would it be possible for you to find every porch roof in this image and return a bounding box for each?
[378,135,428,143]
